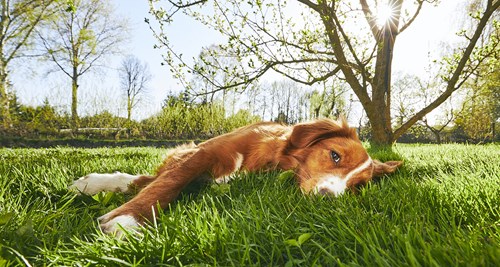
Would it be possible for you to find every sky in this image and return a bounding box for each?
[12,0,466,121]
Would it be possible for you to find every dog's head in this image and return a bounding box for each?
[285,119,402,196]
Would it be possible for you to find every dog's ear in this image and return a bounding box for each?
[289,119,354,148]
[372,160,403,177]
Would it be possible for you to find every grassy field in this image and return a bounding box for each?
[0,144,499,266]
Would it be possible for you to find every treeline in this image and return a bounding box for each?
[1,90,498,144]
[0,92,260,141]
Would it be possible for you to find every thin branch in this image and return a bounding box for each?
[399,0,424,34]
[273,66,341,86]
[168,0,207,9]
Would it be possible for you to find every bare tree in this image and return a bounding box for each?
[309,80,348,119]
[37,0,127,131]
[148,0,499,146]
[0,0,54,129]
[119,55,151,122]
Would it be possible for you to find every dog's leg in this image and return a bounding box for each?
[214,152,244,184]
[70,172,156,195]
[97,147,211,235]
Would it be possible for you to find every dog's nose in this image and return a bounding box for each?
[316,186,344,196]
[318,187,331,195]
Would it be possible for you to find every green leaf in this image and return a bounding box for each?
[93,192,119,206]
[0,212,14,225]
[284,239,300,247]
[211,183,231,195]
[16,219,34,236]
[285,233,313,247]
[298,233,312,245]
[102,192,116,205]
[278,170,295,182]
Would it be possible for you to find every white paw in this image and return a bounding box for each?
[98,213,140,237]
[69,172,140,195]
[215,175,234,184]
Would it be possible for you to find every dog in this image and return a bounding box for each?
[70,119,402,235]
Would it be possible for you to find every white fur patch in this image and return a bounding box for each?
[315,175,347,196]
[234,153,244,171]
[215,153,244,184]
[215,175,233,184]
[99,214,139,236]
[314,158,373,196]
[69,172,140,195]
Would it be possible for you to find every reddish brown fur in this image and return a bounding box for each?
[101,119,402,225]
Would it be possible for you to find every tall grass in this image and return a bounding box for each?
[141,102,260,139]
[0,144,499,266]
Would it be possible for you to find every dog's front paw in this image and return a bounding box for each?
[98,211,140,237]
[69,172,137,195]
[69,173,101,195]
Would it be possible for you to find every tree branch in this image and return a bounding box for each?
[359,0,379,39]
[399,0,424,34]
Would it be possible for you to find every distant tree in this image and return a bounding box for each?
[454,65,499,142]
[421,109,454,144]
[392,70,455,144]
[309,80,347,119]
[148,0,499,146]
[274,111,288,124]
[453,1,499,142]
[119,55,151,123]
[0,0,55,130]
[33,98,60,134]
[391,73,420,127]
[6,96,65,137]
[269,80,303,124]
[37,0,127,132]
[162,90,191,108]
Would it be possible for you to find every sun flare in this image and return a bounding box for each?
[376,4,394,27]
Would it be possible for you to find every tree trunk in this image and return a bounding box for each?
[0,69,10,129]
[492,121,496,141]
[320,2,398,147]
[435,132,441,144]
[127,97,132,122]
[363,27,396,147]
[71,73,79,133]
[0,0,10,130]
[368,112,394,146]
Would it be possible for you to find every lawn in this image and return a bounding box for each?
[0,144,499,266]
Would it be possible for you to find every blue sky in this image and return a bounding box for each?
[12,0,464,121]
[113,0,222,103]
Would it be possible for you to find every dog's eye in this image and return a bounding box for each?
[330,151,341,164]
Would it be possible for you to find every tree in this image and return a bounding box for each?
[309,80,348,119]
[391,70,455,144]
[454,63,499,142]
[452,0,500,142]
[421,108,454,144]
[148,0,499,146]
[37,0,127,131]
[119,55,151,123]
[0,0,54,130]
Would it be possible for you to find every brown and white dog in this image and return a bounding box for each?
[70,119,402,235]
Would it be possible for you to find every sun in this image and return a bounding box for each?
[376,4,395,27]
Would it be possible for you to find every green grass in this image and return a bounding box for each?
[0,144,499,266]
